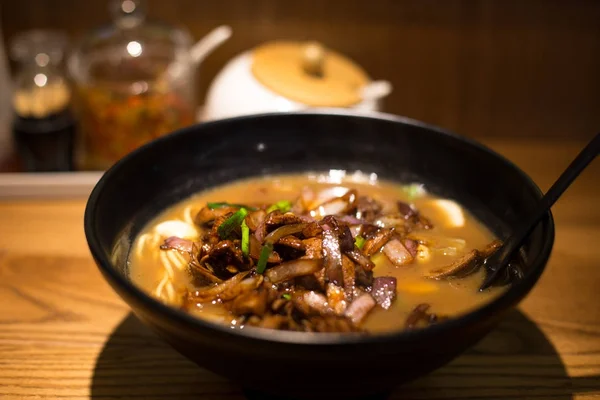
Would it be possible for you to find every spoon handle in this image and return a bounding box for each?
[480,133,600,291]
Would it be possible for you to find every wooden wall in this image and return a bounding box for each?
[2,0,599,140]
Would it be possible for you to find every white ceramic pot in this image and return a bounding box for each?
[202,47,391,122]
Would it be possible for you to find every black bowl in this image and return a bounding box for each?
[84,110,554,399]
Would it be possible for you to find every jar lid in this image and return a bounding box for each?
[251,41,370,107]
[10,30,68,65]
[68,0,192,87]
[9,30,71,118]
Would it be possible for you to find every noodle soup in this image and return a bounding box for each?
[129,172,508,333]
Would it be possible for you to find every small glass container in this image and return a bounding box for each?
[10,30,76,172]
[68,0,196,170]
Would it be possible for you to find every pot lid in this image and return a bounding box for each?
[251,41,370,107]
[68,0,192,86]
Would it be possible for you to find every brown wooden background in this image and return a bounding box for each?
[2,0,599,140]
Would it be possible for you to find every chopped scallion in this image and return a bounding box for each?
[217,208,248,239]
[241,220,250,257]
[282,293,292,300]
[354,235,366,250]
[208,202,256,211]
[266,200,293,214]
[256,242,274,274]
[402,184,426,200]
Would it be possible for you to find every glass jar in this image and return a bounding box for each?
[68,0,196,170]
[10,30,76,172]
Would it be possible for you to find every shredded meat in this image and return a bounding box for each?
[322,229,344,286]
[354,263,374,288]
[321,215,354,252]
[396,201,433,230]
[302,222,323,238]
[166,185,510,334]
[345,249,375,271]
[196,206,238,226]
[426,240,504,280]
[362,228,394,257]
[341,255,357,299]
[355,196,383,222]
[266,211,304,227]
[302,237,323,259]
[198,239,247,279]
[480,239,503,259]
[228,286,269,316]
[277,235,305,250]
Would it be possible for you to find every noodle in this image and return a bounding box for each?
[159,252,176,279]
[129,174,508,333]
[154,220,198,238]
[167,251,187,271]
[165,281,176,303]
[135,233,150,258]
[135,218,197,305]
[155,273,169,298]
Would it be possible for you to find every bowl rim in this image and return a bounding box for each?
[84,108,555,345]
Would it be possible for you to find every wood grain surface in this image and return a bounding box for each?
[0,138,599,399]
[2,0,600,140]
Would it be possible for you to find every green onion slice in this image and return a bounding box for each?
[402,184,426,200]
[241,220,250,257]
[217,208,248,239]
[354,235,366,250]
[282,293,292,300]
[266,200,293,214]
[256,242,274,274]
[208,202,256,211]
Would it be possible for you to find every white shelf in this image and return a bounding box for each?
[0,171,103,199]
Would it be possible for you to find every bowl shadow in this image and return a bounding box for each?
[91,310,598,400]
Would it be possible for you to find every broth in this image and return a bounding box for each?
[129,172,507,333]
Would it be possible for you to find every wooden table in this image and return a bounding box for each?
[0,138,598,400]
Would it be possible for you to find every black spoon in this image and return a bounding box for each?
[479,133,600,291]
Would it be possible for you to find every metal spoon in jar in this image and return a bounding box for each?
[479,132,599,291]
